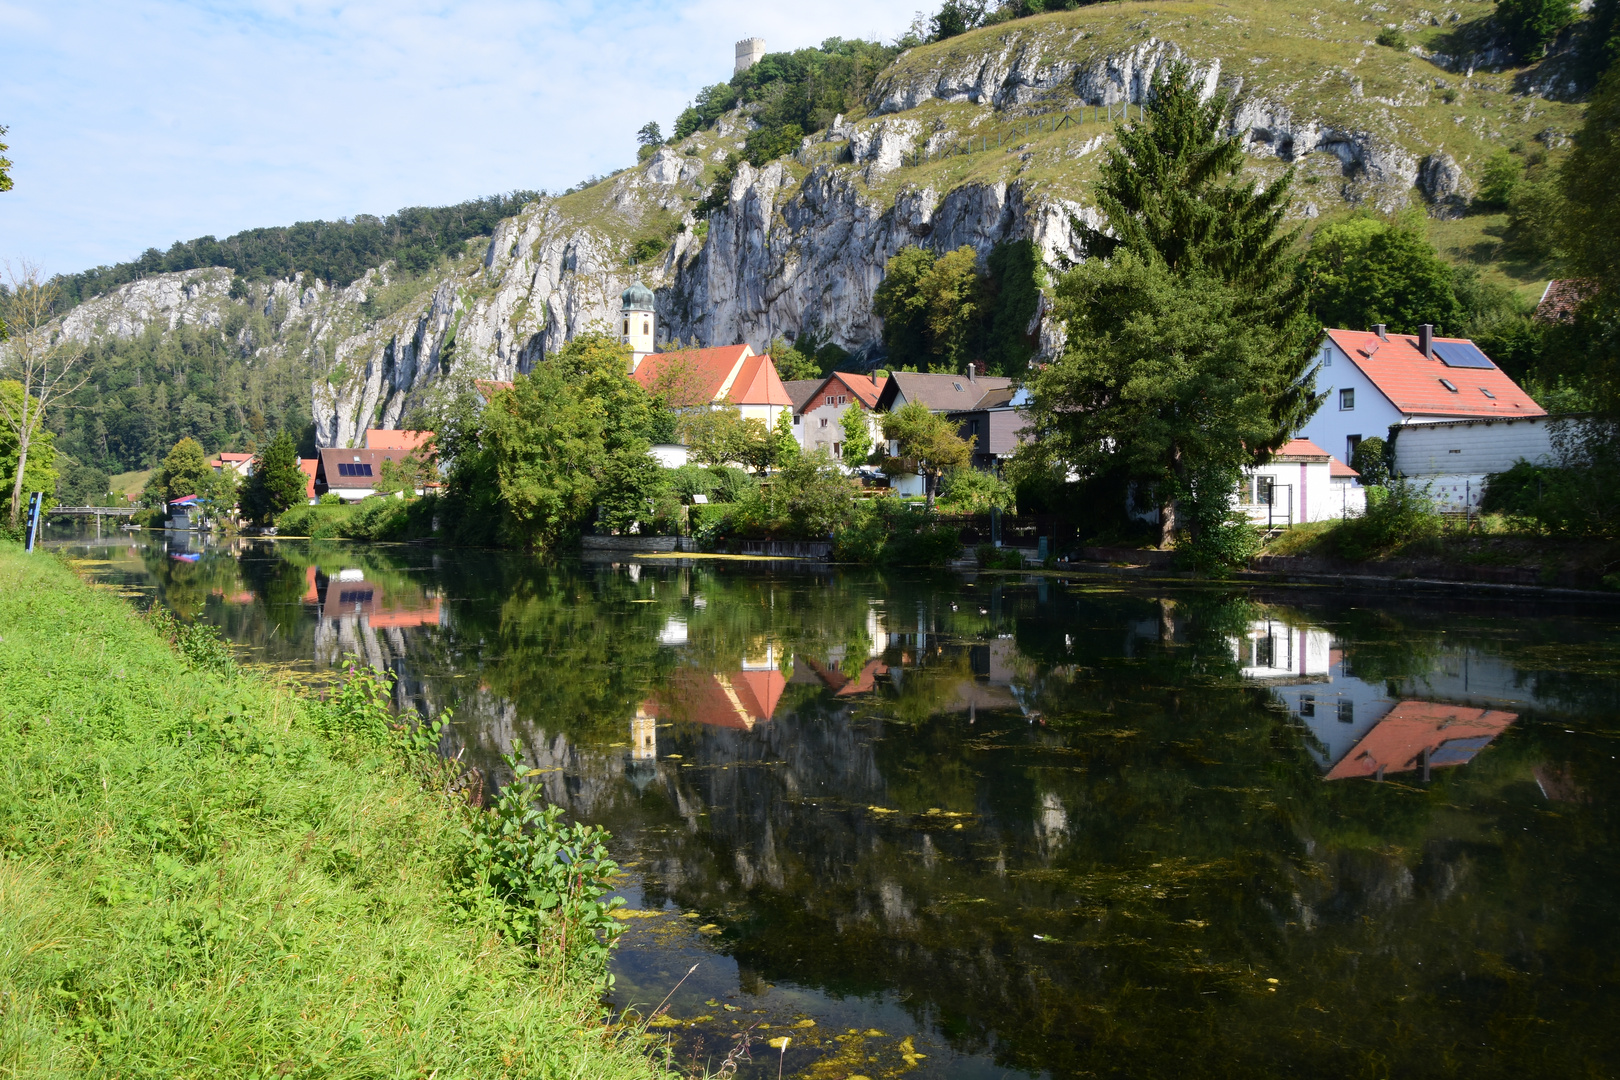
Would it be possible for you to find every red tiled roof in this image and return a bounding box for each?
[644,667,785,730]
[1273,438,1331,462]
[1534,279,1594,324]
[1326,701,1516,781]
[1329,456,1360,479]
[217,452,254,462]
[298,459,318,500]
[801,371,883,413]
[364,429,434,452]
[631,345,753,406]
[1324,329,1544,419]
[728,354,794,407]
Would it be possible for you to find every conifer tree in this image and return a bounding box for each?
[1036,61,1322,551]
[242,430,307,523]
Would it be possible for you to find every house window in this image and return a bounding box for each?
[837,395,847,405]
[1321,346,1332,368]
[819,418,829,428]
[622,320,629,335]
[1337,700,1354,724]
[642,320,649,335]
[1257,476,1276,505]
[1439,378,1458,392]
[1346,434,1362,464]
[1299,693,1315,717]
[826,396,835,406]
[1479,386,1496,399]
[793,415,801,425]
[833,442,842,456]
[1339,388,1355,410]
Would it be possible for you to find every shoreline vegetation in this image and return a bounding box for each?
[0,544,667,1079]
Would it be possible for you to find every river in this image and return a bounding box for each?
[53,527,1620,1079]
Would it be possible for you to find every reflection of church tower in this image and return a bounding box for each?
[621,281,655,373]
[627,703,658,791]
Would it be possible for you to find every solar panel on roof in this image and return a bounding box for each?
[1433,340,1495,369]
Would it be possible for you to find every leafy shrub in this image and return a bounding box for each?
[306,661,396,754]
[938,467,1015,513]
[1376,26,1408,48]
[1350,436,1391,486]
[146,605,236,676]
[459,746,625,975]
[1483,425,1620,537]
[1330,478,1442,559]
[276,496,427,540]
[834,498,963,565]
[976,544,1025,569]
[669,464,718,504]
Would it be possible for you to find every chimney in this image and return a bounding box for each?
[1418,323,1433,359]
[870,370,878,386]
[966,363,975,383]
[1374,324,1388,341]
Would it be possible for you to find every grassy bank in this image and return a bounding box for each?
[0,546,665,1078]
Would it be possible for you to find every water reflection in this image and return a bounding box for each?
[1239,618,1520,781]
[53,530,1620,1079]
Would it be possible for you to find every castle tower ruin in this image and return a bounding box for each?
[735,37,766,75]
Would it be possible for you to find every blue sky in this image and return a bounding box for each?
[0,0,922,277]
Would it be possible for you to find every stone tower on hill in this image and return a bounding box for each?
[735,38,765,74]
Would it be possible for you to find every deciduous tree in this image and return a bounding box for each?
[0,263,88,524]
[839,405,873,467]
[881,401,973,507]
[1301,215,1464,334]
[241,430,308,523]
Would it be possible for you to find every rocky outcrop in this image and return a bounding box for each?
[57,268,234,344]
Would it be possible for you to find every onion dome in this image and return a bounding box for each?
[620,280,655,312]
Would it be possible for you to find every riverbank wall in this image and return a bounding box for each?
[0,545,665,1078]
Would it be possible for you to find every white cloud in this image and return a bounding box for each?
[0,0,922,275]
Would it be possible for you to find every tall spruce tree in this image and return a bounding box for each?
[242,430,307,524]
[1036,61,1321,550]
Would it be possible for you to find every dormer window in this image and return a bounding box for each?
[1479,387,1496,399]
[1439,378,1459,392]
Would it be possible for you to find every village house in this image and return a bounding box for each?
[621,283,793,431]
[208,451,255,478]
[946,385,1032,473]
[1298,325,1545,472]
[1236,438,1367,527]
[794,370,884,458]
[874,369,1015,494]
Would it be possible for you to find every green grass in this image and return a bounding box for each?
[0,546,668,1079]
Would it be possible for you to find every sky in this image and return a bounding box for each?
[0,0,923,277]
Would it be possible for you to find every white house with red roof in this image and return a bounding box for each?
[1236,438,1366,526]
[1301,324,1546,470]
[796,370,884,458]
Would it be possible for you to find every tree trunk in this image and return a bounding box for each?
[1158,494,1175,549]
[925,470,935,510]
[8,400,32,526]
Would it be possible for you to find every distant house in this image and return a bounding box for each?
[875,370,1012,414]
[297,459,319,503]
[1298,325,1545,469]
[631,342,794,427]
[209,452,255,478]
[946,385,1031,473]
[796,371,884,458]
[362,428,434,454]
[313,447,430,502]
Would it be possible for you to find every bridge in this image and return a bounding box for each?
[47,505,139,517]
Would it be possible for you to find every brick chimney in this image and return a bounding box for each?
[1418,323,1434,359]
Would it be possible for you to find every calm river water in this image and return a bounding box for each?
[54,527,1620,1079]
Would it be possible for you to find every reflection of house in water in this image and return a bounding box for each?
[794,655,889,697]
[626,704,659,790]
[307,566,444,670]
[1239,618,1517,781]
[1233,619,1331,683]
[1326,701,1516,781]
[645,668,786,731]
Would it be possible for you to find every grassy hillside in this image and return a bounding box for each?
[0,546,665,1079]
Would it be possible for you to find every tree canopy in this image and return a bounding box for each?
[1560,66,1620,412]
[1031,61,1319,549]
[1300,215,1465,335]
[477,333,659,551]
[882,401,973,507]
[241,430,308,524]
[872,241,1044,374]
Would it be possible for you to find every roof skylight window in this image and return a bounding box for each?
[1479,387,1496,399]
[1439,378,1459,392]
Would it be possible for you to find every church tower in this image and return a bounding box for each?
[620,280,655,372]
